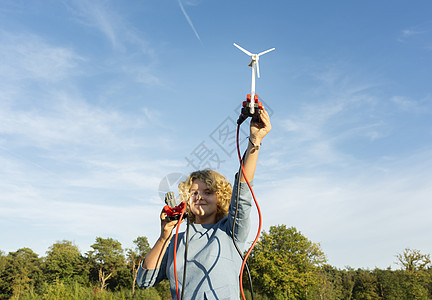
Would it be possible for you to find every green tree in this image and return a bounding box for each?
[351,269,379,300]
[400,270,429,299]
[248,225,327,299]
[87,237,125,292]
[339,267,356,300]
[396,248,431,272]
[0,251,8,299]
[318,264,345,299]
[0,248,42,299]
[373,268,403,299]
[395,248,431,299]
[154,279,172,300]
[43,240,88,284]
[126,236,151,295]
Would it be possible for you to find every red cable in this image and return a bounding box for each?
[236,124,262,300]
[173,210,186,300]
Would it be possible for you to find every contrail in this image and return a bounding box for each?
[177,0,201,43]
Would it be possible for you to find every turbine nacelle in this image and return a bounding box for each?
[234,43,275,78]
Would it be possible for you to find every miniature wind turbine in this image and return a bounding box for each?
[233,43,275,114]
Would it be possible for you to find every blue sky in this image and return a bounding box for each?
[1,0,431,270]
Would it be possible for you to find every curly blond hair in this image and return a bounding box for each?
[178,169,232,223]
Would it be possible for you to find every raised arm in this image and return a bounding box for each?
[141,210,179,269]
[240,108,271,183]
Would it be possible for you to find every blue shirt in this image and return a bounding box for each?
[136,178,253,300]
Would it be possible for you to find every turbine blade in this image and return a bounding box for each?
[233,43,253,56]
[257,47,275,56]
[256,61,260,78]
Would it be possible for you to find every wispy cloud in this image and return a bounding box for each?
[273,61,431,171]
[391,95,432,114]
[66,0,120,49]
[177,0,202,43]
[401,29,425,38]
[67,0,160,86]
[0,31,84,82]
[397,23,431,45]
[66,0,153,54]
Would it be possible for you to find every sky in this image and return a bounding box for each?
[1,0,431,270]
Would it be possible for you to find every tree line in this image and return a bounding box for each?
[1,225,431,299]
